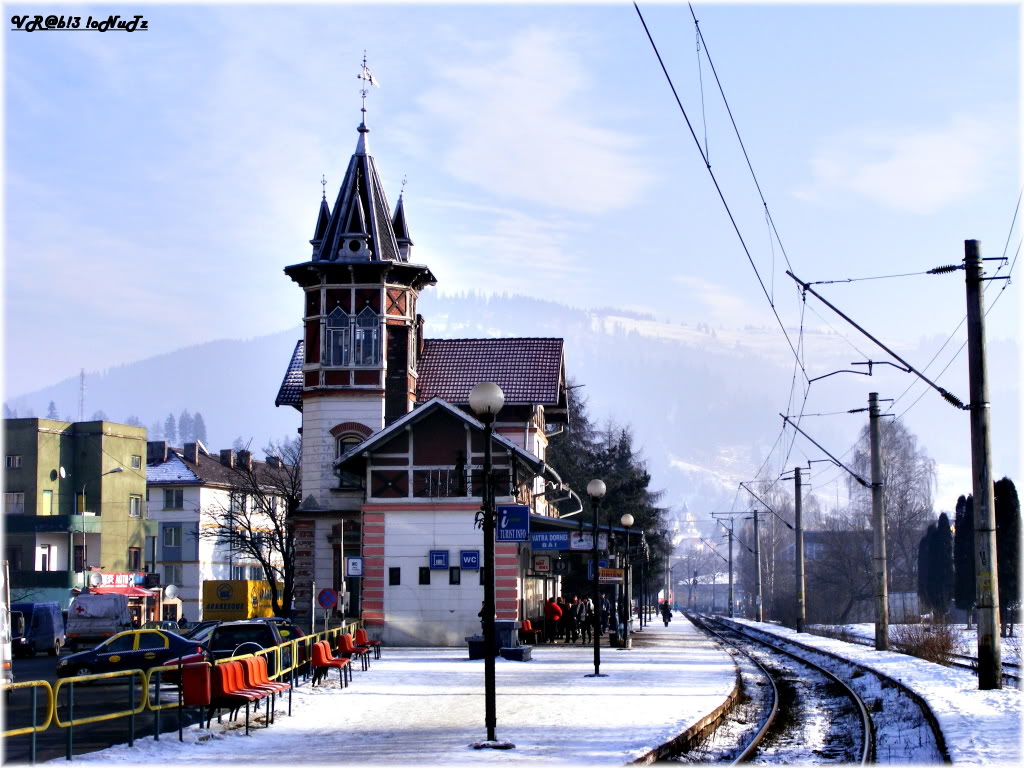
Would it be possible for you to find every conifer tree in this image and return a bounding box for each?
[193,412,208,444]
[179,409,194,444]
[994,478,1020,635]
[46,401,59,419]
[163,413,178,446]
[953,495,976,624]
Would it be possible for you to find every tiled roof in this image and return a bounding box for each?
[417,338,563,405]
[148,447,290,488]
[273,337,564,409]
[275,340,304,409]
[146,452,199,484]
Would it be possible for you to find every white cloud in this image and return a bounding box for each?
[795,114,1003,214]
[412,28,651,214]
[672,275,775,328]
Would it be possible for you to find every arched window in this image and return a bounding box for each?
[336,434,362,459]
[326,308,350,366]
[336,435,363,489]
[352,307,380,366]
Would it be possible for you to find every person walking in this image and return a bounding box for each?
[555,596,568,640]
[563,596,579,643]
[600,594,612,633]
[543,596,563,644]
[579,598,594,644]
[660,600,673,627]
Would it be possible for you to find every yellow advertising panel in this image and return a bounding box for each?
[202,580,278,620]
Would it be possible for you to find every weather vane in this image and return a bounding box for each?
[357,51,380,120]
[321,174,327,201]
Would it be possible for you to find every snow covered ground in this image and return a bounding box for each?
[734,619,1022,766]
[56,618,735,766]
[812,622,1024,665]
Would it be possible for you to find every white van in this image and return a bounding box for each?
[65,594,132,651]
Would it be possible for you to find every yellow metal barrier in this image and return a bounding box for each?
[1,680,55,737]
[52,670,147,728]
[144,661,211,712]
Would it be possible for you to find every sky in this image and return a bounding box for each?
[3,1,1022,489]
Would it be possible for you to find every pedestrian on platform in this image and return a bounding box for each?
[564,596,579,643]
[661,600,673,627]
[555,596,567,640]
[580,598,594,643]
[543,597,562,643]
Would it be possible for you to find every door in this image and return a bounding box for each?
[95,633,137,672]
[136,630,170,666]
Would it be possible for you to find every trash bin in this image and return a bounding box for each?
[465,635,499,659]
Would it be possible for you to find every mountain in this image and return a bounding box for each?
[5,292,1018,529]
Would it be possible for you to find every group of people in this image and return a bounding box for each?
[542,594,627,644]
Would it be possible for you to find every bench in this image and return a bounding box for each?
[208,660,273,735]
[338,632,372,671]
[355,627,383,660]
[312,640,352,687]
[519,619,541,645]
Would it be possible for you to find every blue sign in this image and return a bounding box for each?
[587,559,611,580]
[531,531,570,550]
[317,589,338,609]
[429,550,449,570]
[496,504,530,542]
[346,557,363,577]
[460,550,481,570]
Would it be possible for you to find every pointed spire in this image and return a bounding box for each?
[393,179,413,261]
[310,178,331,257]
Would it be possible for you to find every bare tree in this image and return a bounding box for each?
[807,509,874,624]
[850,420,936,593]
[199,438,301,617]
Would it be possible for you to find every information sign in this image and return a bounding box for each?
[530,531,569,550]
[496,504,530,542]
[346,556,363,577]
[532,555,552,573]
[598,568,625,584]
[460,550,481,570]
[429,550,449,570]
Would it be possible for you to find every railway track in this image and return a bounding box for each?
[683,614,949,764]
[680,613,872,764]
[809,628,1021,685]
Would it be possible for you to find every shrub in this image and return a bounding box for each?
[890,622,958,665]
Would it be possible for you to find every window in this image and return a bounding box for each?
[352,307,380,366]
[418,567,430,585]
[231,565,247,580]
[230,493,247,515]
[449,567,461,585]
[164,564,183,586]
[248,566,262,580]
[35,544,51,571]
[388,567,401,586]
[4,492,25,515]
[163,526,181,547]
[40,490,53,516]
[337,435,363,489]
[129,495,142,518]
[163,489,183,509]
[131,455,142,470]
[74,545,87,573]
[128,547,141,571]
[325,307,351,366]
[138,632,166,650]
[103,634,135,653]
[5,455,22,469]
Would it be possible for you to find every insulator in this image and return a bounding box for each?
[928,264,963,275]
[940,390,967,409]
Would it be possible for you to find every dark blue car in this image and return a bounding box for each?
[56,629,201,678]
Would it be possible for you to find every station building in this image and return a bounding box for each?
[274,107,576,645]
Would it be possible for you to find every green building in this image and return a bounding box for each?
[3,419,157,607]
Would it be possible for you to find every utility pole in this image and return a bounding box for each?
[965,239,1002,689]
[727,523,734,618]
[794,467,806,633]
[752,509,763,621]
[869,392,889,651]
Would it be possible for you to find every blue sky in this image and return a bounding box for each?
[4,0,1021,417]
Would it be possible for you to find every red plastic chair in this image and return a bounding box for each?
[312,640,351,686]
[338,633,371,671]
[355,627,382,660]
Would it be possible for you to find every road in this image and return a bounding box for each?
[3,648,202,764]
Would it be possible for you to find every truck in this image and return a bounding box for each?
[10,602,66,657]
[1,561,12,686]
[201,580,279,621]
[65,593,132,651]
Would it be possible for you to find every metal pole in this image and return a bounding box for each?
[725,523,734,618]
[310,580,315,636]
[588,495,605,676]
[869,392,890,650]
[482,418,497,740]
[621,536,631,648]
[965,239,1002,689]
[753,510,763,622]
[794,467,806,632]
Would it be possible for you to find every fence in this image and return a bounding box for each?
[1,618,364,763]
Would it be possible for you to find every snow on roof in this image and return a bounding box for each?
[145,451,199,484]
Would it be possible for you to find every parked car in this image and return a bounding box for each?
[10,602,66,657]
[258,616,304,641]
[165,620,288,680]
[142,620,182,632]
[65,594,132,651]
[56,629,201,679]
[183,620,220,640]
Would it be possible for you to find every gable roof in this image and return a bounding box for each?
[417,338,564,406]
[335,397,545,474]
[147,447,290,488]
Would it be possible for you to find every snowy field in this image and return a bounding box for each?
[57,618,735,766]
[734,619,1022,766]
[812,622,1024,665]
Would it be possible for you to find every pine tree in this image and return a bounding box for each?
[124,415,142,427]
[179,409,194,444]
[149,420,164,441]
[917,526,933,615]
[2,404,15,418]
[46,401,59,419]
[953,495,976,624]
[193,412,208,444]
[163,413,178,446]
[994,478,1020,635]
[932,513,954,620]
[91,410,107,421]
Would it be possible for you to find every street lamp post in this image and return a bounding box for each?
[585,479,607,677]
[71,467,124,585]
[468,382,513,749]
[619,513,634,649]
